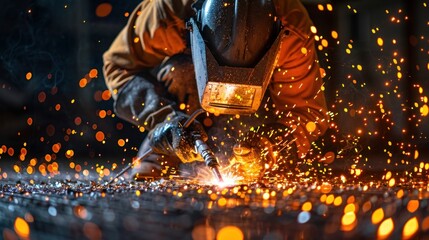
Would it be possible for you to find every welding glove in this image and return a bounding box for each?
[148,112,208,163]
[232,123,297,179]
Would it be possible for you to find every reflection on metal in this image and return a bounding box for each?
[1,179,429,239]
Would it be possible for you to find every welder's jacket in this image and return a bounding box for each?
[103,0,329,156]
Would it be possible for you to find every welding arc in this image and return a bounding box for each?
[108,109,223,184]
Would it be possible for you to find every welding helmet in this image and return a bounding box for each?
[189,0,285,115]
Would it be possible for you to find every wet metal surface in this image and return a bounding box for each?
[2,177,429,240]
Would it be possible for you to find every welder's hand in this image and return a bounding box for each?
[232,135,274,180]
[148,112,208,163]
[232,123,297,179]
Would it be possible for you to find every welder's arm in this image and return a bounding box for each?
[270,29,329,157]
[102,0,193,128]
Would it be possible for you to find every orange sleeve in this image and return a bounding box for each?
[271,0,329,156]
[102,0,194,100]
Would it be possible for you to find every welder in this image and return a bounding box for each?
[102,0,329,181]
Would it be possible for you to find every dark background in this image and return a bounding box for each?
[0,0,428,176]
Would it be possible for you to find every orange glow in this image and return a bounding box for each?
[8,147,15,156]
[331,31,338,39]
[25,72,32,80]
[385,171,392,180]
[388,178,396,187]
[179,103,186,110]
[20,147,27,156]
[27,166,34,174]
[344,203,356,213]
[55,103,61,111]
[117,139,125,147]
[319,67,326,78]
[74,205,88,219]
[13,165,21,173]
[210,193,218,201]
[320,182,332,193]
[321,39,328,48]
[14,217,30,238]
[101,90,111,101]
[65,149,74,158]
[377,37,384,47]
[79,78,88,88]
[95,3,112,17]
[27,117,33,125]
[342,212,356,226]
[29,158,37,166]
[44,154,52,162]
[396,189,404,198]
[372,208,384,224]
[305,121,316,133]
[103,168,110,177]
[75,164,82,172]
[95,131,105,142]
[99,110,107,119]
[326,194,335,205]
[378,218,394,239]
[262,192,270,200]
[334,196,343,206]
[217,226,244,240]
[39,165,47,174]
[421,104,429,116]
[218,197,227,207]
[407,200,419,213]
[301,202,312,211]
[52,143,61,153]
[402,217,419,239]
[89,69,98,78]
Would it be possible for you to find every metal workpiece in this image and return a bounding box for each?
[3,177,429,240]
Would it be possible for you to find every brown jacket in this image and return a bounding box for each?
[103,0,328,156]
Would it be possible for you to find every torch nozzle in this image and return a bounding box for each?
[194,138,224,182]
[211,166,224,182]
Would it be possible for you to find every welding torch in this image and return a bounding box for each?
[109,109,223,184]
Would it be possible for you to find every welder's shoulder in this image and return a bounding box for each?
[275,0,315,40]
[139,0,194,20]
